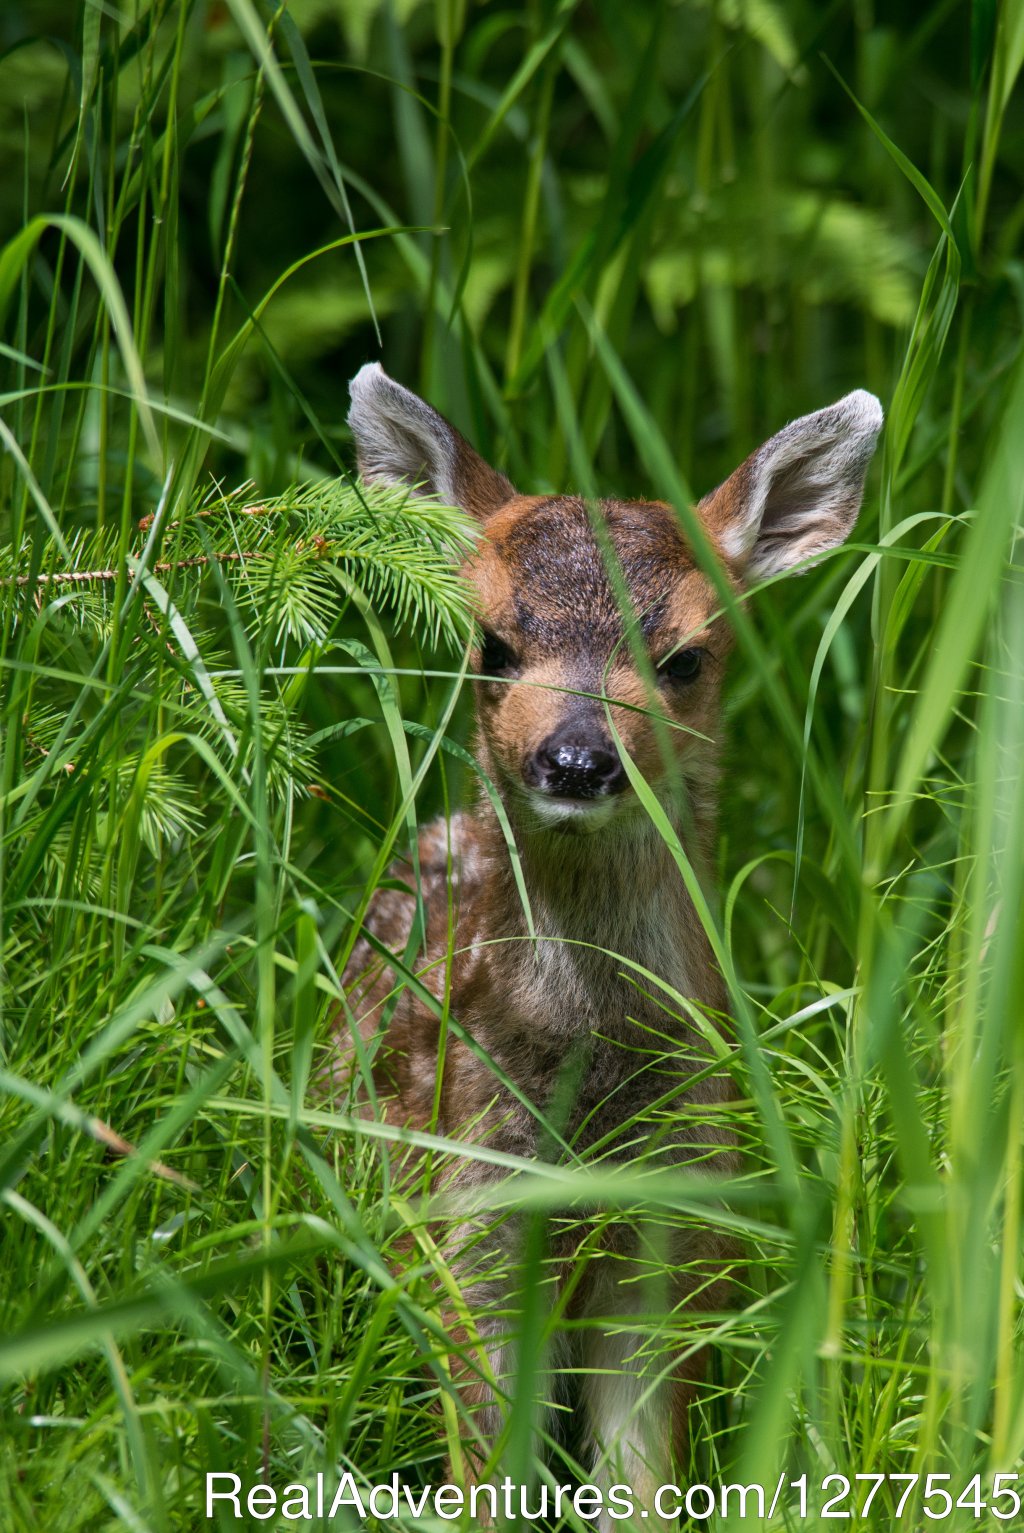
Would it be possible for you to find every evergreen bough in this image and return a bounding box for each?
[2,477,477,890]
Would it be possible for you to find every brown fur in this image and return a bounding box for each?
[333,496,736,1519]
[333,366,882,1526]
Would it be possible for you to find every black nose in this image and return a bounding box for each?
[526,730,627,799]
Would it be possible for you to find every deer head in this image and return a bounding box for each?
[348,363,882,837]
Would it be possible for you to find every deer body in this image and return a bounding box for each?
[348,803,723,1148]
[337,365,882,1526]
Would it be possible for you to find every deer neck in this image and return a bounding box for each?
[475,780,721,1022]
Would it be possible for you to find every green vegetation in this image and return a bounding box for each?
[1,1,1022,1528]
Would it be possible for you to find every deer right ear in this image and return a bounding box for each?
[699,390,883,582]
[347,363,514,520]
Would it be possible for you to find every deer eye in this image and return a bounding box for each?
[480,630,516,675]
[658,647,704,685]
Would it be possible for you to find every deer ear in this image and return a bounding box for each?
[700,390,883,581]
[347,363,514,520]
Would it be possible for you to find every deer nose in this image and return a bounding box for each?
[526,731,627,799]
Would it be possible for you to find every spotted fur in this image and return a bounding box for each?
[334,367,882,1523]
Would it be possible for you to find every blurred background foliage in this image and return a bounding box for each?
[3,0,1019,492]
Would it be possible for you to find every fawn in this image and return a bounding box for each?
[337,363,882,1527]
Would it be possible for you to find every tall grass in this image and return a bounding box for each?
[1,2,1022,1529]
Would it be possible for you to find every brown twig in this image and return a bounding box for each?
[9,549,264,588]
[88,1114,199,1190]
[137,501,270,532]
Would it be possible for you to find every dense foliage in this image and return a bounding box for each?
[0,1,1021,1529]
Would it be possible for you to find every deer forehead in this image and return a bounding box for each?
[468,495,720,652]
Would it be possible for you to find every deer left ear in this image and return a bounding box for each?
[700,390,883,581]
[347,362,514,520]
